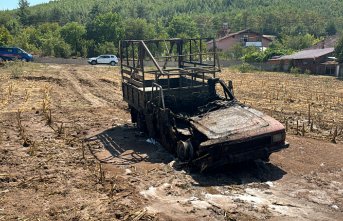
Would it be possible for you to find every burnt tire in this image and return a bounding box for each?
[136,112,147,133]
[261,154,271,162]
[177,140,194,162]
[130,107,138,123]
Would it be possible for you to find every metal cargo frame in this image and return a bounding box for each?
[120,38,221,110]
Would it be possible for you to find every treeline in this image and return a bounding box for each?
[0,0,341,58]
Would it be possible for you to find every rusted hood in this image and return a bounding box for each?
[190,104,270,140]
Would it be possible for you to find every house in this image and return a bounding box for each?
[269,48,338,75]
[207,28,274,52]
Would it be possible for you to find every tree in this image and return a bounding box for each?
[326,21,337,36]
[241,46,263,62]
[281,34,321,50]
[11,26,40,53]
[94,41,117,55]
[0,26,12,46]
[18,0,30,26]
[124,18,156,40]
[168,15,199,38]
[86,12,124,46]
[262,46,293,61]
[231,43,244,59]
[135,3,151,20]
[335,36,343,63]
[60,22,86,55]
[41,35,71,58]
[154,19,169,39]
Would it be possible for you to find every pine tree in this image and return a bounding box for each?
[18,0,30,26]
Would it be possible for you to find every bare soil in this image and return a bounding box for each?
[0,62,342,221]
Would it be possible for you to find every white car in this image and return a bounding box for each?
[88,55,118,66]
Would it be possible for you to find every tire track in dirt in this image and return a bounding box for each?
[61,70,111,108]
[78,71,120,104]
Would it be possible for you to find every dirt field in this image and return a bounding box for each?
[1,62,343,221]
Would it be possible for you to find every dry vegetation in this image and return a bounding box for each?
[220,70,343,143]
[0,62,342,221]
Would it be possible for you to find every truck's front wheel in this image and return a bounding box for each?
[177,140,194,162]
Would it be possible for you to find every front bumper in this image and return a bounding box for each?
[192,141,289,170]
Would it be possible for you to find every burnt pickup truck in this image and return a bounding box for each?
[120,38,289,171]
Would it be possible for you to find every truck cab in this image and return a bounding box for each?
[120,38,289,171]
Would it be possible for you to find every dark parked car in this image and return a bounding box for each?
[0,47,33,62]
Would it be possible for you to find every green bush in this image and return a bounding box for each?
[94,41,117,55]
[7,61,24,79]
[54,41,72,58]
[238,63,256,73]
[41,36,71,58]
[242,51,264,62]
[304,69,311,75]
[290,66,301,74]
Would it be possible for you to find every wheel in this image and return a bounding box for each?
[0,57,3,62]
[177,140,194,162]
[110,61,116,66]
[261,154,271,162]
[91,60,97,65]
[130,107,138,123]
[136,112,147,133]
[21,58,28,62]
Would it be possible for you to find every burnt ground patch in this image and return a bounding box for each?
[100,78,119,87]
[21,76,65,86]
[78,78,94,87]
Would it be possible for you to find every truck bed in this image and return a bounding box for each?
[123,81,210,113]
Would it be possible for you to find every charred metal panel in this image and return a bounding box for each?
[190,104,269,140]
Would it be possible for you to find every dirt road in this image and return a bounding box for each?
[0,63,342,220]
